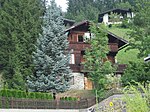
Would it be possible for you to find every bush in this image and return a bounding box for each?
[122,82,150,112]
[0,89,53,100]
[28,92,35,99]
[60,97,77,101]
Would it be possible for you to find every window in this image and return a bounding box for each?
[69,54,75,64]
[78,35,84,42]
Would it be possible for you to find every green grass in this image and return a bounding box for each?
[117,47,142,64]
[107,26,131,41]
[107,26,142,64]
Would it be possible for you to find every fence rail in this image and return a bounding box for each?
[0,97,96,109]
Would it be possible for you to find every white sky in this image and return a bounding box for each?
[47,0,68,12]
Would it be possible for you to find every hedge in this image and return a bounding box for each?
[0,89,53,100]
[60,97,78,101]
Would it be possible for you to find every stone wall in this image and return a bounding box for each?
[69,73,84,90]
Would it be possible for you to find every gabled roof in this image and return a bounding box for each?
[63,18,75,26]
[65,20,128,49]
[65,20,89,32]
[99,8,132,16]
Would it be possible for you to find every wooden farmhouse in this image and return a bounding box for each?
[65,20,128,90]
[98,8,134,25]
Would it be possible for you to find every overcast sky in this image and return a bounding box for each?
[48,0,68,12]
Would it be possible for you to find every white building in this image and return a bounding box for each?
[98,8,134,25]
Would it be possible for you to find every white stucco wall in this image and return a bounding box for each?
[103,13,109,24]
[127,12,132,18]
[69,73,84,90]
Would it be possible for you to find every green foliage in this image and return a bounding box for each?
[115,1,132,9]
[27,0,71,93]
[0,0,44,90]
[60,97,77,101]
[66,0,134,22]
[128,0,150,57]
[0,89,53,100]
[121,62,150,87]
[66,0,99,22]
[109,12,121,24]
[122,82,150,112]
[84,23,115,95]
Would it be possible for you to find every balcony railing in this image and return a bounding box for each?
[69,64,80,72]
[69,42,118,52]
[69,42,90,51]
[79,64,127,73]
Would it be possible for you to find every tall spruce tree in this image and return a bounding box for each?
[0,0,44,90]
[27,0,71,92]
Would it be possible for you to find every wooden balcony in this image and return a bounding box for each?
[79,64,127,74]
[69,64,80,72]
[108,43,118,52]
[69,42,90,51]
[69,42,118,52]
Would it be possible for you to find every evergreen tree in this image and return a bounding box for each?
[0,0,44,90]
[66,0,99,22]
[27,0,71,93]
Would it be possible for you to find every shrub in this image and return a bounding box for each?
[0,89,53,100]
[122,82,150,112]
[28,92,35,99]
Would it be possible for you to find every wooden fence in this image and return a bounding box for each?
[0,97,96,109]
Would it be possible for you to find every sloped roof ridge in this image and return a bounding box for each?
[99,8,131,15]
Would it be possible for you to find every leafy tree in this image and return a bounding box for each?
[0,0,44,90]
[84,23,114,95]
[121,62,150,87]
[109,12,121,24]
[27,0,71,93]
[121,0,150,88]
[128,0,150,57]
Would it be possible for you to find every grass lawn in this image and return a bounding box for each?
[117,47,142,64]
[107,26,142,64]
[107,26,131,41]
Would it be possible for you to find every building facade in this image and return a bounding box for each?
[65,20,128,90]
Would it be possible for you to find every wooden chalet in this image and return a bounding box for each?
[65,20,128,90]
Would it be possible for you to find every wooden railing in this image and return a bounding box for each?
[80,64,127,73]
[69,42,90,51]
[0,97,96,109]
[69,42,118,52]
[69,64,80,72]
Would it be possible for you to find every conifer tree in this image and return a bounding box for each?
[27,0,71,92]
[0,0,44,90]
